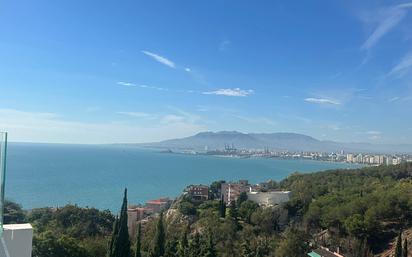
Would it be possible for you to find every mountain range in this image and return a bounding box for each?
[140,131,412,154]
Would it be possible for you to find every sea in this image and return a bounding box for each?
[5,143,361,212]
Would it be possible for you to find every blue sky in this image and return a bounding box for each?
[1,0,412,144]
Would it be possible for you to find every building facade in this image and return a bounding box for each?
[145,197,171,213]
[127,207,149,236]
[247,191,292,207]
[221,180,251,204]
[185,184,209,201]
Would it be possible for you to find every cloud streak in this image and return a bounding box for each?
[117,112,154,118]
[141,50,176,68]
[117,81,168,91]
[388,51,412,78]
[304,98,341,105]
[117,81,137,87]
[203,88,254,97]
[219,40,231,51]
[361,3,412,50]
[0,108,205,144]
[117,82,254,98]
[233,115,276,126]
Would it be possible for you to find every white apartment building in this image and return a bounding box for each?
[247,191,292,207]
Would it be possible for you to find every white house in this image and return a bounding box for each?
[247,191,292,206]
[0,223,33,257]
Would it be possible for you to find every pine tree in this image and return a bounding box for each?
[203,231,217,257]
[241,240,253,257]
[254,238,269,257]
[108,189,131,257]
[152,212,166,257]
[177,227,188,257]
[403,238,408,257]
[188,232,201,257]
[395,232,403,257]
[164,239,178,257]
[135,223,142,257]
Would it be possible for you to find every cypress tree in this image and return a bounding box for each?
[228,200,240,230]
[177,227,188,257]
[188,232,201,257]
[164,239,178,257]
[108,189,131,257]
[108,217,119,257]
[403,238,408,257]
[219,195,226,218]
[135,223,142,257]
[152,212,165,257]
[395,232,403,257]
[228,200,237,220]
[237,192,248,206]
[204,231,217,257]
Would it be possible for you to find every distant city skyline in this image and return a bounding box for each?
[1,1,412,144]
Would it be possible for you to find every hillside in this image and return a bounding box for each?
[5,163,412,257]
[140,131,412,153]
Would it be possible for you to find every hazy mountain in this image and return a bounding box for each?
[141,131,412,153]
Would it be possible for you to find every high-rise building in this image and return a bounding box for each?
[346,154,354,163]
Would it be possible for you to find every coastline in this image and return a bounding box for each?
[6,144,364,212]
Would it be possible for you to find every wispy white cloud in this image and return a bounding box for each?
[388,96,400,102]
[117,81,168,91]
[160,114,186,124]
[219,40,231,51]
[117,112,154,118]
[141,50,176,68]
[184,67,191,72]
[366,130,382,140]
[326,124,342,131]
[388,51,412,78]
[167,106,201,123]
[117,82,254,98]
[366,130,382,135]
[304,98,341,105]
[117,81,137,87]
[361,3,412,50]
[354,130,383,140]
[203,88,254,97]
[233,115,276,126]
[0,108,205,144]
[141,84,168,91]
[369,135,382,140]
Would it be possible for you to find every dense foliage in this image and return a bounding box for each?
[280,162,412,254]
[4,202,114,257]
[4,162,412,256]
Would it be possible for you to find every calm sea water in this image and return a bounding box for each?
[5,143,360,212]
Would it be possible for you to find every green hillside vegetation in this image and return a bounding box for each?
[4,202,114,257]
[281,163,412,254]
[4,162,412,257]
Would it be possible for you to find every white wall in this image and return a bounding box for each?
[0,224,33,257]
[247,191,291,206]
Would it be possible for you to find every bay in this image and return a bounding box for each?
[5,143,361,212]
